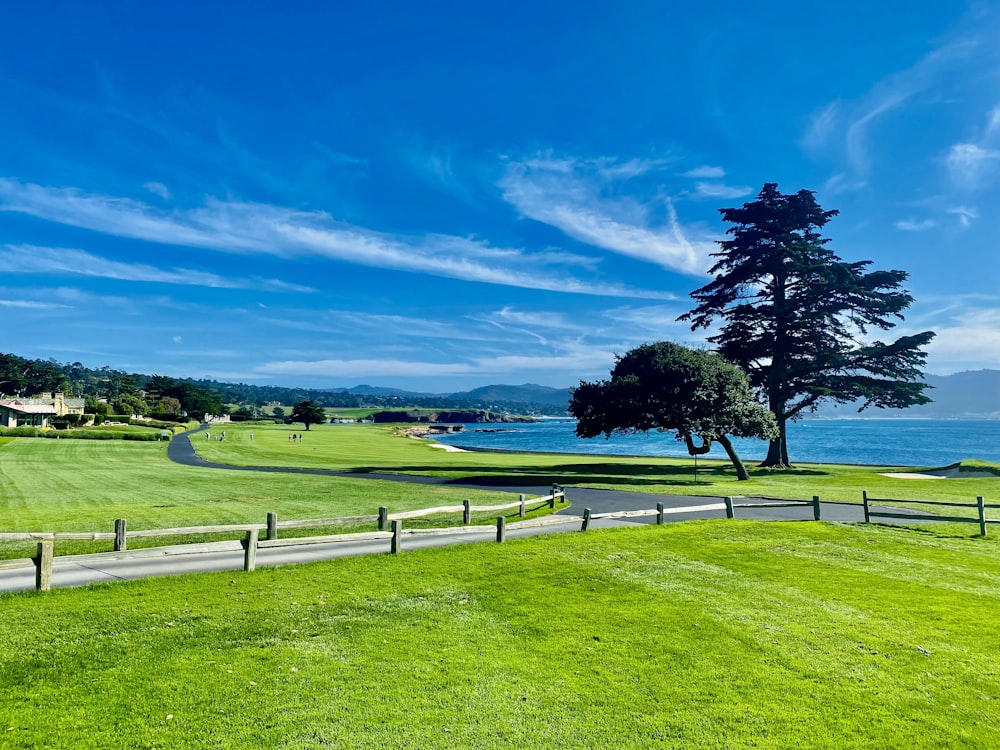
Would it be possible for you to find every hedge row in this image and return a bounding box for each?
[0,426,168,441]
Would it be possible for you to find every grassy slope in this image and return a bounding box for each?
[196,423,1000,508]
[0,522,997,748]
[0,438,522,558]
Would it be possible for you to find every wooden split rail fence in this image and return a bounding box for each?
[0,485,567,591]
[862,491,998,536]
[3,487,995,593]
[577,495,823,530]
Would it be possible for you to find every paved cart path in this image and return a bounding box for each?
[167,425,880,522]
[0,427,922,594]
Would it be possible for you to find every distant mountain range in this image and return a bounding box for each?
[813,370,1000,419]
[344,371,1000,420]
[332,383,574,408]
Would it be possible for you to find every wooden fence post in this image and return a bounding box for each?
[581,508,591,532]
[378,506,388,531]
[463,499,471,525]
[496,516,506,543]
[978,496,987,537]
[243,529,258,572]
[724,496,734,520]
[656,502,664,525]
[391,520,402,554]
[114,518,127,552]
[266,512,278,541]
[35,540,53,591]
[862,491,870,523]
[519,494,526,518]
[812,495,822,522]
[549,485,556,510]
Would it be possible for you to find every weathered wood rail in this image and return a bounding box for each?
[577,496,823,530]
[3,486,995,593]
[862,491,998,536]
[0,486,567,591]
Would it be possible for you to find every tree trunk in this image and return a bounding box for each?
[760,416,792,468]
[717,434,750,481]
[684,434,712,455]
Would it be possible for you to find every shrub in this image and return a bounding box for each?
[105,415,133,424]
[0,426,42,438]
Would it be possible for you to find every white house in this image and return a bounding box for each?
[0,392,86,428]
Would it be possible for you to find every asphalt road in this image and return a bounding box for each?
[0,426,908,594]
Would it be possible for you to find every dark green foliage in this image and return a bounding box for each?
[40,429,162,441]
[681,184,935,467]
[569,342,777,480]
[0,353,63,396]
[290,400,327,430]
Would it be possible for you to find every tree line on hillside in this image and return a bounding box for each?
[0,354,569,420]
[0,355,224,420]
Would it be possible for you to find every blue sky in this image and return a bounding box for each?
[1,1,998,392]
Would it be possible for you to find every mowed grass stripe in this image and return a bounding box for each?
[0,522,997,748]
[194,422,1000,509]
[0,438,520,560]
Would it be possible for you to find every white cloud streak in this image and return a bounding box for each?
[0,244,315,292]
[692,181,753,199]
[802,21,999,190]
[894,218,937,232]
[499,156,712,275]
[0,178,670,300]
[0,299,71,309]
[682,165,725,179]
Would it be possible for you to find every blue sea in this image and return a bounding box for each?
[431,418,1000,468]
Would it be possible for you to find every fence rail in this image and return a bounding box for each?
[2,486,994,593]
[0,485,567,591]
[862,491,996,536]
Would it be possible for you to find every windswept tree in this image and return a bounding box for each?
[569,342,777,481]
[681,184,935,467]
[290,400,327,430]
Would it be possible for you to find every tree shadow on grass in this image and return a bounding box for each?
[349,461,832,488]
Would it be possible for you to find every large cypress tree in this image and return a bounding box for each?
[680,183,935,467]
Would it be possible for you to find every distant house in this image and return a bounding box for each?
[0,392,86,428]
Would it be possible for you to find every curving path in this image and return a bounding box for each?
[168,425,877,523]
[0,427,921,594]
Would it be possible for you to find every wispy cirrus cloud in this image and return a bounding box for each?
[690,181,753,200]
[947,205,978,227]
[143,181,172,200]
[498,155,712,275]
[0,298,71,309]
[255,344,620,381]
[681,165,725,179]
[0,244,315,292]
[920,305,1000,372]
[894,218,937,232]
[801,13,1000,192]
[946,105,1000,188]
[0,178,669,300]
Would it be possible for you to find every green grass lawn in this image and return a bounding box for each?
[0,521,997,748]
[196,422,1000,510]
[0,438,527,559]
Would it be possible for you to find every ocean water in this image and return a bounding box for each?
[431,418,1000,468]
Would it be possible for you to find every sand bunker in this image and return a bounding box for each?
[879,472,946,480]
[880,468,997,479]
[427,442,468,452]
